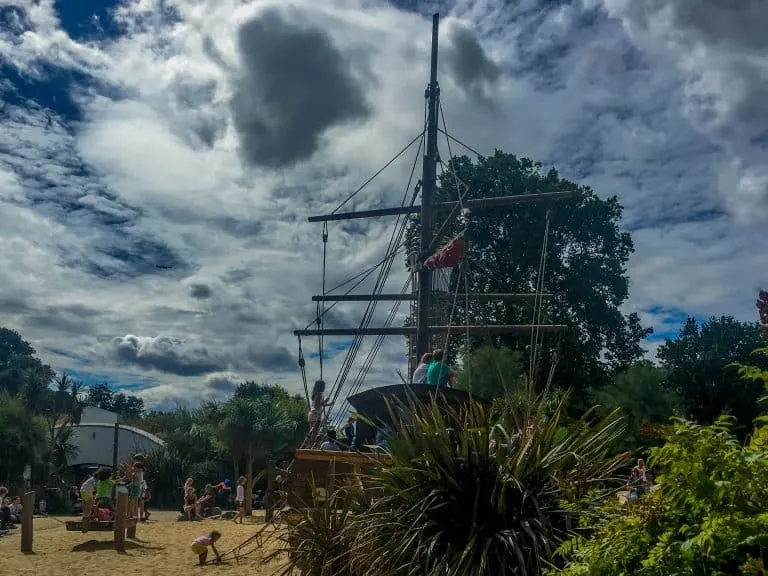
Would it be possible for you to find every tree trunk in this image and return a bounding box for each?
[245,451,253,517]
[233,457,240,486]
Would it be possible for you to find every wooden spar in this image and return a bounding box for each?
[311,293,554,302]
[306,190,578,223]
[294,324,567,337]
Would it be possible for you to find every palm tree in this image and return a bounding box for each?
[218,396,297,515]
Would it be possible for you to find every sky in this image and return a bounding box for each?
[0,0,766,411]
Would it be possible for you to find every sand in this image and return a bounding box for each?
[0,511,287,576]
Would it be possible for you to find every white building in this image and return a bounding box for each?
[58,406,165,468]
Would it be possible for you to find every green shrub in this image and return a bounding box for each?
[553,417,768,575]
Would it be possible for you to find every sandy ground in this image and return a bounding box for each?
[0,511,287,576]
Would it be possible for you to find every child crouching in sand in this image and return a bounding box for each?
[191,530,221,565]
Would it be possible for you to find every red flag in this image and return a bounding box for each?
[425,238,466,270]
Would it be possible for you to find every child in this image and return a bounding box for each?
[95,500,113,522]
[9,496,22,523]
[140,479,151,521]
[191,530,221,565]
[184,486,198,521]
[94,467,115,506]
[232,476,246,524]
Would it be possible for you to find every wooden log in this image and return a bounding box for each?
[21,491,34,553]
[114,491,128,552]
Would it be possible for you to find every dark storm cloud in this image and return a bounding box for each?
[246,344,296,372]
[189,283,212,299]
[230,9,370,168]
[444,24,500,97]
[113,335,226,376]
[205,372,241,393]
[24,303,100,333]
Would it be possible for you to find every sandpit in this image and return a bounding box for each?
[0,512,286,576]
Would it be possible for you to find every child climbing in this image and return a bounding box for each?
[308,379,330,445]
[191,530,221,565]
[232,476,246,524]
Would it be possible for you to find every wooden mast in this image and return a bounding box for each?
[416,13,441,362]
[293,12,574,343]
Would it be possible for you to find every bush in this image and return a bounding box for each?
[273,391,628,576]
[553,417,768,575]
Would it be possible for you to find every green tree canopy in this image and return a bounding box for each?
[592,361,681,451]
[422,152,650,394]
[657,315,764,433]
[85,381,145,420]
[453,345,524,400]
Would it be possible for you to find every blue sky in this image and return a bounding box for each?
[1,0,766,409]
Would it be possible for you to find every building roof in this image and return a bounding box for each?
[55,422,166,447]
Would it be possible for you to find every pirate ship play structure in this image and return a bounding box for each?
[292,12,572,444]
[218,13,575,562]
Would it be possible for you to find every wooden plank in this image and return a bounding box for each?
[21,491,34,553]
[295,449,392,465]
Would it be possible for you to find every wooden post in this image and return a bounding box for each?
[21,491,34,553]
[264,461,275,522]
[114,490,128,552]
[126,495,137,539]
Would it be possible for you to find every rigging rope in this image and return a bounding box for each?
[331,274,412,428]
[297,336,309,403]
[437,128,486,160]
[318,127,426,434]
[528,209,552,386]
[331,132,424,215]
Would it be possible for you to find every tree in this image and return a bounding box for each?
[84,381,144,419]
[415,152,650,396]
[0,391,47,483]
[86,382,115,410]
[657,316,764,434]
[453,345,525,400]
[592,362,680,450]
[0,327,55,395]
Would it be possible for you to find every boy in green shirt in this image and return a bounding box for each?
[426,349,451,387]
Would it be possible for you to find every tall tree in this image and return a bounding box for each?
[416,152,650,395]
[658,315,764,434]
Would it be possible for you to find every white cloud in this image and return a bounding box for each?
[0,0,766,409]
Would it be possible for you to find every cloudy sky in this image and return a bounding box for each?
[1,0,766,410]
